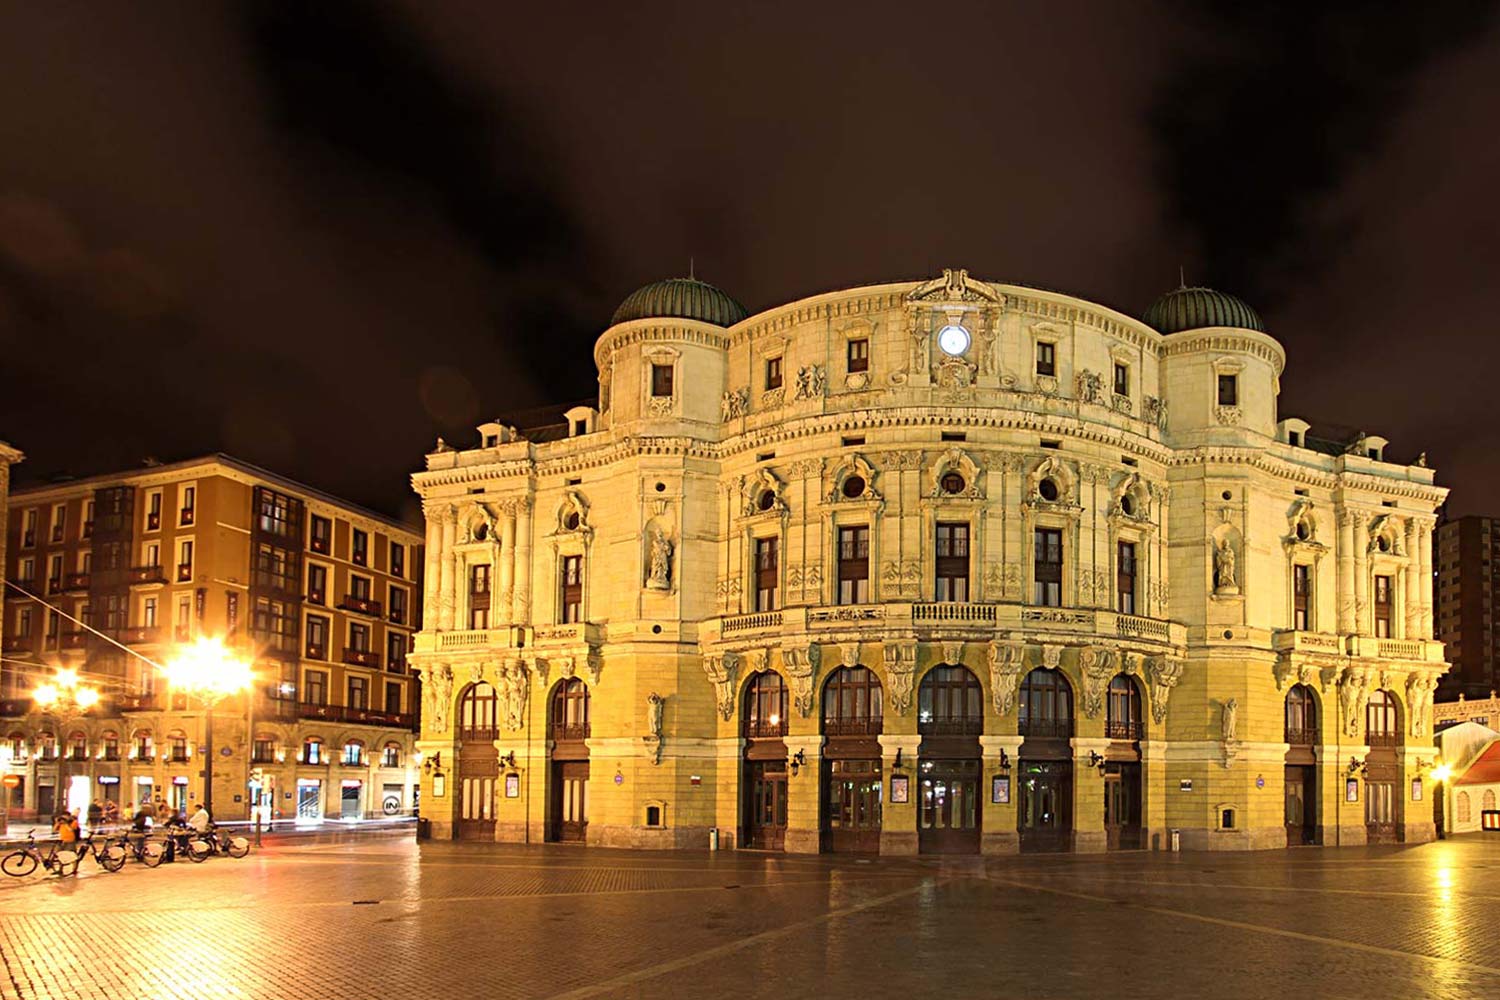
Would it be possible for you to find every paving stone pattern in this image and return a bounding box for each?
[3,837,1500,999]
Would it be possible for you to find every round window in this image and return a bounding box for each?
[757,489,776,512]
[1120,494,1135,517]
[842,475,866,499]
[937,324,971,356]
[565,511,581,531]
[1038,478,1059,502]
[941,472,966,495]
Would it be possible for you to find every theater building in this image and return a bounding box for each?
[2,455,423,824]
[410,270,1447,853]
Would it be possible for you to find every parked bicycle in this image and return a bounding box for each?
[78,832,128,873]
[118,831,166,868]
[1,833,81,878]
[201,824,251,860]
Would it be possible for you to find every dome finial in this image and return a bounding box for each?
[1178,264,1186,290]
[689,256,695,281]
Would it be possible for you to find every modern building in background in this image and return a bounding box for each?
[1433,515,1499,701]
[410,269,1447,855]
[2,455,423,824]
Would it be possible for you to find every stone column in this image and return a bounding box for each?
[1337,511,1355,634]
[782,735,824,854]
[499,505,517,624]
[979,734,1022,854]
[1418,522,1434,639]
[514,498,533,624]
[438,508,457,631]
[1071,737,1109,853]
[423,506,441,621]
[1353,514,1369,635]
[877,733,921,855]
[1404,520,1421,639]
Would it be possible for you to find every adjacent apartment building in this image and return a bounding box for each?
[2,455,423,824]
[1434,515,1500,702]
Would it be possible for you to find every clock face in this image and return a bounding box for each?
[937,324,970,356]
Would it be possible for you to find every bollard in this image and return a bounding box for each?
[1170,829,1181,852]
[708,827,720,851]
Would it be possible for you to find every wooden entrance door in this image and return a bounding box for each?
[1284,765,1316,846]
[1103,762,1141,850]
[1019,760,1072,852]
[917,758,981,854]
[823,758,881,853]
[745,760,787,849]
[1365,777,1400,844]
[550,761,589,843]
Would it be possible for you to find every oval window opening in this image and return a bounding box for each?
[1038,478,1059,502]
[941,472,966,495]
[842,476,866,499]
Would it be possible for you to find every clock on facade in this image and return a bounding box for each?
[937,324,970,356]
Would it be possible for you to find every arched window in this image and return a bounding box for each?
[1018,669,1073,739]
[743,672,787,738]
[100,730,120,762]
[6,731,24,758]
[131,728,153,760]
[822,667,883,736]
[1285,684,1317,745]
[252,734,276,764]
[550,679,590,740]
[918,666,983,736]
[458,682,498,740]
[303,737,324,764]
[1365,690,1401,747]
[342,741,365,766]
[36,732,57,761]
[1105,675,1142,740]
[1457,791,1471,824]
[381,742,401,768]
[167,730,189,763]
[1485,789,1497,813]
[67,730,89,761]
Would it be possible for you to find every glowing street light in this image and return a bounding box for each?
[1431,762,1452,784]
[163,637,253,817]
[33,668,101,713]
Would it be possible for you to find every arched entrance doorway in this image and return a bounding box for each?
[456,682,498,840]
[1283,683,1318,845]
[916,664,983,854]
[1103,673,1143,850]
[1018,667,1074,853]
[1364,689,1403,844]
[548,679,590,843]
[742,672,788,850]
[821,666,883,853]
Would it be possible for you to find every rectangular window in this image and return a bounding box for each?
[250,596,298,655]
[16,608,31,638]
[765,356,783,390]
[179,485,196,526]
[1034,528,1063,607]
[390,543,405,579]
[304,740,322,765]
[349,622,370,653]
[385,682,402,715]
[307,564,327,604]
[50,504,65,543]
[847,338,870,373]
[252,541,299,594]
[254,487,300,540]
[18,557,34,583]
[650,363,674,397]
[1036,342,1056,377]
[144,542,160,568]
[755,537,779,612]
[45,610,59,642]
[47,555,62,593]
[935,523,970,602]
[1294,564,1311,630]
[560,555,583,623]
[146,492,162,531]
[143,597,158,628]
[389,586,407,624]
[82,500,94,538]
[347,676,368,711]
[309,514,332,554]
[837,526,870,605]
[1217,373,1239,406]
[351,528,368,566]
[176,595,192,641]
[305,615,328,659]
[1113,363,1129,397]
[305,670,328,706]
[21,509,36,547]
[1117,541,1137,615]
[469,564,490,629]
[1374,574,1393,637]
[350,575,372,601]
[177,540,193,582]
[387,632,407,672]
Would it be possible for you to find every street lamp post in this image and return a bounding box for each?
[164,638,252,820]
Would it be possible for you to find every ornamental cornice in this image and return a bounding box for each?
[592,320,733,370]
[1159,329,1286,375]
[1167,446,1446,506]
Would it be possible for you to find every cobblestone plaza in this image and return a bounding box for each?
[3,835,1499,999]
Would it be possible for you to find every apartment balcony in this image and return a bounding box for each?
[1105,719,1144,741]
[310,535,330,555]
[58,631,87,651]
[82,521,93,538]
[119,626,162,645]
[1367,732,1404,749]
[305,643,327,661]
[0,697,30,717]
[343,648,381,669]
[389,608,407,626]
[307,588,325,605]
[176,563,193,582]
[117,693,162,711]
[128,565,167,585]
[298,702,412,728]
[1018,718,1074,740]
[146,512,161,531]
[338,595,382,618]
[180,509,195,527]
[1284,726,1318,746]
[1,635,29,654]
[63,572,90,592]
[174,624,191,642]
[45,577,62,595]
[1276,632,1447,664]
[824,716,883,737]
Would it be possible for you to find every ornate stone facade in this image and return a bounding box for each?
[410,271,1447,854]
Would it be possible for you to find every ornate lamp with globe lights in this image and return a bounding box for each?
[162,637,253,818]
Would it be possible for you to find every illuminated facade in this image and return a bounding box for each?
[412,270,1447,853]
[2,455,423,824]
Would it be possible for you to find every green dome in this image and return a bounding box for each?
[1142,286,1264,335]
[611,277,749,327]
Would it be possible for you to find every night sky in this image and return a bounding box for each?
[2,1,1498,523]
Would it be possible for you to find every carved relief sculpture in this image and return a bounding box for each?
[793,365,826,400]
[987,639,1025,715]
[1079,647,1117,718]
[500,660,529,731]
[721,388,748,421]
[1145,656,1183,724]
[1075,369,1104,404]
[882,641,917,715]
[702,653,739,721]
[783,643,822,717]
[1339,668,1368,738]
[426,663,453,734]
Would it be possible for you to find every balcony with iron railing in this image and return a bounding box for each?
[46,577,62,595]
[180,509,195,527]
[1018,717,1074,740]
[128,565,167,585]
[1284,726,1318,746]
[1367,731,1403,749]
[823,716,884,737]
[343,648,381,669]
[743,718,787,740]
[338,595,382,618]
[1105,719,1144,741]
[146,511,161,531]
[918,717,984,737]
[63,572,90,591]
[117,693,162,711]
[551,722,591,742]
[176,563,193,582]
[120,626,162,645]
[305,643,327,661]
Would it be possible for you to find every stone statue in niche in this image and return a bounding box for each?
[647,692,664,740]
[427,664,453,734]
[1213,538,1238,594]
[500,661,529,731]
[646,527,673,590]
[1222,698,1238,742]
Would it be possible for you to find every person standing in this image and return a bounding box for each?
[86,800,103,832]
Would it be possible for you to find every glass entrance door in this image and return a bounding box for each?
[1103,762,1141,850]
[745,760,787,850]
[296,780,322,821]
[1019,760,1072,852]
[551,761,589,843]
[823,758,881,853]
[917,758,981,854]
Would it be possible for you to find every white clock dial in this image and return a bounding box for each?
[937,324,970,356]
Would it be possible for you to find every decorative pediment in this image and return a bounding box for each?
[906,268,1005,305]
[1367,513,1405,556]
[825,453,882,504]
[1025,455,1078,507]
[928,448,984,499]
[556,490,591,535]
[743,467,788,517]
[1109,473,1152,522]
